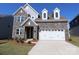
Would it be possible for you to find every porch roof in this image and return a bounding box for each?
[21,17,38,26]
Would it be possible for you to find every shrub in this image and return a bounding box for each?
[16,40,19,43]
[28,41,31,44]
[15,37,20,43]
[20,40,24,43]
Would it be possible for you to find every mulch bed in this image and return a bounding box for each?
[0,39,38,46]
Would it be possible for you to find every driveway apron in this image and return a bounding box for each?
[28,40,79,55]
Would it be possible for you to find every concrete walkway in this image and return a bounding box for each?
[28,40,79,55]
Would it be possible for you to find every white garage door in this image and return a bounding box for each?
[39,30,65,40]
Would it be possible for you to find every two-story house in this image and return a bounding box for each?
[12,3,69,40]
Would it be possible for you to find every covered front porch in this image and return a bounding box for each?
[21,17,39,40]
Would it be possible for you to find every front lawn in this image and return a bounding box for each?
[0,40,34,55]
[69,35,79,47]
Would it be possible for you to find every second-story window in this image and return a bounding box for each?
[17,16,25,23]
[21,16,25,22]
[17,16,20,22]
[20,16,22,22]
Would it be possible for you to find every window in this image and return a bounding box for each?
[17,16,24,22]
[16,29,19,34]
[38,15,41,18]
[56,12,58,17]
[32,17,34,19]
[21,16,25,22]
[55,29,57,31]
[20,16,23,22]
[44,13,46,18]
[52,29,53,31]
[61,29,63,31]
[16,28,23,35]
[17,16,20,22]
[58,29,60,31]
[20,28,22,34]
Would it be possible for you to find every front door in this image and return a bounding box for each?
[25,27,33,39]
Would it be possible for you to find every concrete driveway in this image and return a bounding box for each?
[28,40,79,55]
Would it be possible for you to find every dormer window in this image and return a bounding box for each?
[42,8,48,20]
[56,12,58,17]
[54,8,60,20]
[32,17,34,19]
[44,13,46,18]
[38,15,41,18]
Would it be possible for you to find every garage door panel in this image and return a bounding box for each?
[39,30,65,40]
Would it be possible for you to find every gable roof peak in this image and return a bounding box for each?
[54,7,60,11]
[13,6,25,15]
[21,17,38,26]
[42,8,48,12]
[23,3,29,8]
[23,3,39,15]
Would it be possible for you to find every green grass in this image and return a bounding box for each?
[0,40,34,55]
[69,35,79,47]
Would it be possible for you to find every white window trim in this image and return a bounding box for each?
[54,8,60,20]
[42,9,48,20]
[19,28,21,35]
[17,16,24,23]
[44,13,46,18]
[20,16,22,22]
[16,28,23,35]
[19,28,23,35]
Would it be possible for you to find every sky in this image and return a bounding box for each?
[0,3,79,22]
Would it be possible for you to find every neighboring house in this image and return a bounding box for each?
[70,15,79,36]
[12,3,69,40]
[0,15,13,39]
[70,15,79,29]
